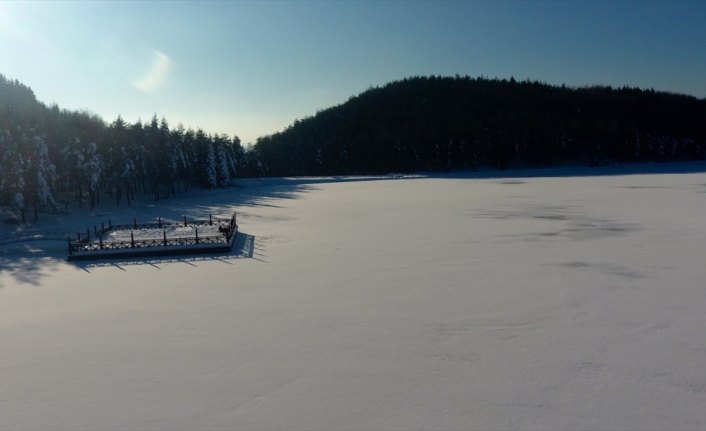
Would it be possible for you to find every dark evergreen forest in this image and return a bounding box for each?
[251,76,706,176]
[3,74,706,222]
[0,75,243,222]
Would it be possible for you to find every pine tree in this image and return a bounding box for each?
[82,142,103,209]
[215,135,232,186]
[31,135,58,218]
[10,153,27,223]
[206,140,218,189]
[169,124,189,193]
[0,129,11,202]
[120,154,136,207]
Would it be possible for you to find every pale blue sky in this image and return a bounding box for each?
[1,1,705,144]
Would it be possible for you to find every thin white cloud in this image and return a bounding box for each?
[132,50,172,93]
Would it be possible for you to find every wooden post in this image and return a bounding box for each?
[99,236,103,250]
[163,230,167,246]
[94,225,98,236]
[209,214,212,225]
[77,232,81,243]
[184,215,187,227]
[131,232,135,248]
[109,218,112,229]
[195,228,199,244]
[101,221,105,234]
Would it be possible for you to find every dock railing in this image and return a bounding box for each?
[67,213,238,259]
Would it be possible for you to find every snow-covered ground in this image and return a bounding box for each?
[2,165,706,430]
[103,223,225,242]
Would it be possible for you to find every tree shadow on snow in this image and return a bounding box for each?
[139,183,317,223]
[0,241,66,288]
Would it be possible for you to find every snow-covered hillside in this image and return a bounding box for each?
[2,166,706,430]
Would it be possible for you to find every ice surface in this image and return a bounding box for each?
[2,165,706,430]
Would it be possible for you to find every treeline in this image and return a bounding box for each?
[251,76,706,176]
[4,73,706,221]
[0,75,243,222]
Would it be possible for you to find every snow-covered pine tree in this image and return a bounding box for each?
[0,129,10,201]
[82,142,103,209]
[0,128,29,222]
[228,137,239,178]
[169,128,188,194]
[33,135,58,210]
[216,136,231,186]
[60,137,83,207]
[181,127,197,189]
[171,124,192,192]
[11,153,27,223]
[206,141,218,189]
[107,115,129,204]
[120,153,136,207]
[25,135,59,220]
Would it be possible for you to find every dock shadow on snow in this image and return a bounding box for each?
[0,181,311,252]
[0,232,260,287]
[72,231,260,272]
[0,180,304,286]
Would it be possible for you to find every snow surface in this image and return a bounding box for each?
[2,165,706,430]
[104,224,225,242]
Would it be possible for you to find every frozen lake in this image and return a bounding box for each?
[2,168,706,430]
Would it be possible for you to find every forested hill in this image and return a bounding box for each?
[250,76,706,176]
[0,74,243,222]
